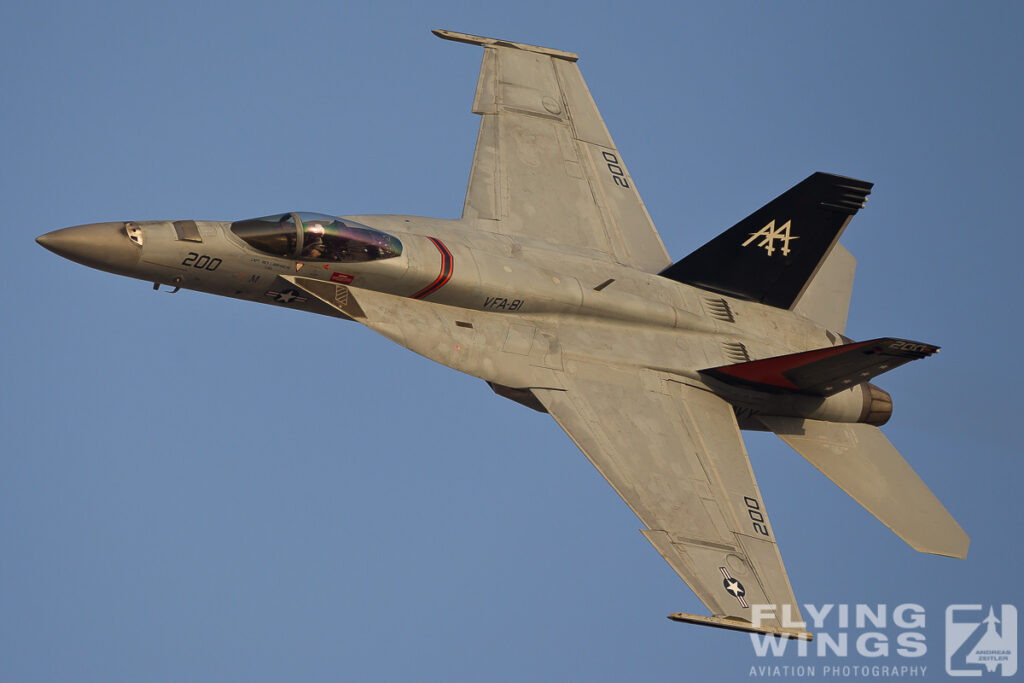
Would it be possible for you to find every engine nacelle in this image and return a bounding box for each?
[860,383,893,426]
[711,379,893,429]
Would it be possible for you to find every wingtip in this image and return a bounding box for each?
[911,531,970,560]
[430,28,579,61]
[667,612,814,641]
[890,512,969,559]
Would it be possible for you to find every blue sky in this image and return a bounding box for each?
[3,1,1022,681]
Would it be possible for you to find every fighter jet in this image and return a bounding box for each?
[37,29,967,640]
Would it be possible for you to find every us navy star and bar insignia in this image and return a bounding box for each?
[265,289,307,304]
[720,566,749,608]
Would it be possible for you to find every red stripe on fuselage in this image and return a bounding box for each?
[411,237,454,300]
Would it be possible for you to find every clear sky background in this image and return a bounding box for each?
[3,2,1022,681]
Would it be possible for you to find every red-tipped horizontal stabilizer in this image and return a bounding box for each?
[701,338,938,396]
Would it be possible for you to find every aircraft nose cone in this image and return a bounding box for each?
[37,222,140,273]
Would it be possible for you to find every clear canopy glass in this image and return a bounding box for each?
[230,212,402,263]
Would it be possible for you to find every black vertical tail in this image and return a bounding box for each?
[660,172,872,309]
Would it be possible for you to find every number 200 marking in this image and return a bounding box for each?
[182,253,222,271]
[602,151,631,188]
[744,496,770,537]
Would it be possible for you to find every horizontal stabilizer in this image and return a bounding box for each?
[660,172,872,308]
[759,417,969,559]
[668,612,813,640]
[701,338,939,396]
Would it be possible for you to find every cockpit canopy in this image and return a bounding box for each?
[230,212,402,263]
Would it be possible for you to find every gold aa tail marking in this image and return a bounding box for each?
[742,219,798,256]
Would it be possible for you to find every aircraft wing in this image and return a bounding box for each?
[531,366,811,638]
[435,30,671,273]
[281,276,808,636]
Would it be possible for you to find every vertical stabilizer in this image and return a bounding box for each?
[793,243,856,333]
[659,173,871,309]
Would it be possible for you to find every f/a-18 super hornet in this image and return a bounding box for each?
[37,29,967,640]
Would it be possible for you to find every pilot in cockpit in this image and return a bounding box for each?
[302,223,326,259]
[231,212,403,263]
